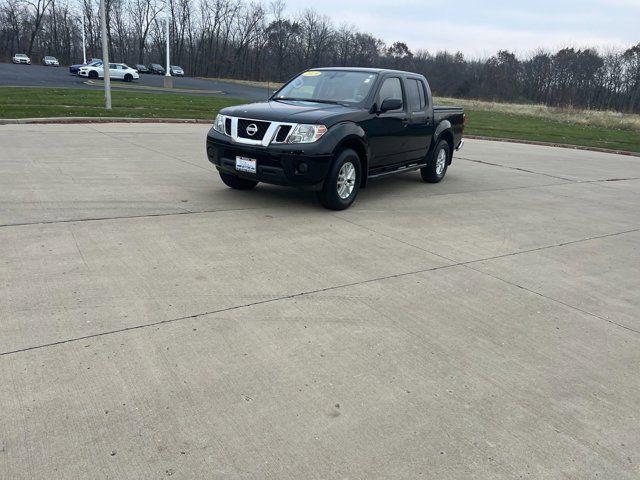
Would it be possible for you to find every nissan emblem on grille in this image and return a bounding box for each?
[246,124,258,136]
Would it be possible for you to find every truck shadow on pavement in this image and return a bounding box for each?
[215,171,438,211]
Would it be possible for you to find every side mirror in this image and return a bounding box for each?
[380,98,402,113]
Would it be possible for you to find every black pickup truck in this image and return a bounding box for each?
[206,68,464,210]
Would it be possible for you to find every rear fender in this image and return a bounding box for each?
[434,120,452,143]
[433,121,454,164]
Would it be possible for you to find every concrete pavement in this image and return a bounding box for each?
[1,124,639,479]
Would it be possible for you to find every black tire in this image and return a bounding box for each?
[316,148,361,210]
[219,171,258,190]
[421,139,450,183]
[124,74,133,82]
[88,70,98,79]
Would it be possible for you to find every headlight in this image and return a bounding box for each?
[213,114,226,134]
[287,124,327,144]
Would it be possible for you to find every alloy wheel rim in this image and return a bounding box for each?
[337,161,356,199]
[436,149,447,175]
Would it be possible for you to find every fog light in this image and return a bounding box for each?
[297,162,308,174]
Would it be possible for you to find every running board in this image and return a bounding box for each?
[368,162,428,179]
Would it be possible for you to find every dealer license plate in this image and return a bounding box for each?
[235,156,257,174]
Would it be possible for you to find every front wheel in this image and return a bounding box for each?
[421,140,450,183]
[218,171,258,190]
[88,70,98,79]
[124,74,133,82]
[317,149,361,210]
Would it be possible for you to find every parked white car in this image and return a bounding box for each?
[42,56,60,66]
[78,62,140,82]
[12,53,31,65]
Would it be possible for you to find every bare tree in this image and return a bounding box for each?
[129,0,159,63]
[1,0,639,113]
[23,0,54,57]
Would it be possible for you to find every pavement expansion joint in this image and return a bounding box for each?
[2,226,638,358]
[457,156,577,182]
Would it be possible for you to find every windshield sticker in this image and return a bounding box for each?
[303,71,322,77]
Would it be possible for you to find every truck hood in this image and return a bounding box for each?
[220,100,360,126]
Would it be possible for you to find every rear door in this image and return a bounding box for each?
[109,64,122,79]
[365,76,410,168]
[404,78,433,161]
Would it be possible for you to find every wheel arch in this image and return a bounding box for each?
[329,123,369,188]
[434,124,454,164]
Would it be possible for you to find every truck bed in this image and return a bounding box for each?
[434,105,465,148]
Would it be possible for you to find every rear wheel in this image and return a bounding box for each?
[88,70,98,79]
[317,148,361,210]
[421,140,450,183]
[219,171,258,190]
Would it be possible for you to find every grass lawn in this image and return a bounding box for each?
[0,87,241,120]
[1,86,639,153]
[465,109,640,153]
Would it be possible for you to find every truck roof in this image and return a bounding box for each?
[311,67,423,77]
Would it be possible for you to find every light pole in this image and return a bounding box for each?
[80,3,86,63]
[163,1,173,88]
[99,0,111,109]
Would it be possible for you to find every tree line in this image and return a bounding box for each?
[1,0,639,113]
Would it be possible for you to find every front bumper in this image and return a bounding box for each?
[206,128,333,190]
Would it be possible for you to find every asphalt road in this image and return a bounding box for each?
[0,61,269,100]
[1,124,639,479]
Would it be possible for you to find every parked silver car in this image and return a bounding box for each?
[42,56,60,66]
[170,65,184,76]
[12,53,31,65]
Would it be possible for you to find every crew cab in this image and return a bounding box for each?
[206,68,464,210]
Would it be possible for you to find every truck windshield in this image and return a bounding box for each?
[274,70,378,106]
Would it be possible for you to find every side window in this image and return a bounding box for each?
[377,77,404,112]
[406,79,422,112]
[419,81,429,108]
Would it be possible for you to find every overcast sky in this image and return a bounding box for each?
[283,0,640,58]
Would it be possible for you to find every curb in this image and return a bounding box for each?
[1,118,638,157]
[0,117,212,125]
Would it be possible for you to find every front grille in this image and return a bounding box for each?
[238,119,270,140]
[275,125,292,143]
[225,118,232,135]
